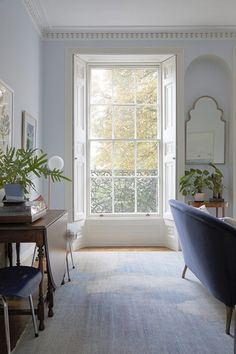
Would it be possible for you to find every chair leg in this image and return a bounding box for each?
[182,265,188,278]
[1,296,11,354]
[68,239,75,269]
[225,305,234,335]
[66,252,71,282]
[29,294,39,337]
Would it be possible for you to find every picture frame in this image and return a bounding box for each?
[0,79,13,150]
[22,111,37,149]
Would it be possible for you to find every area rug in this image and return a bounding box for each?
[14,252,234,354]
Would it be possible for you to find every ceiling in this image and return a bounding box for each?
[24,0,236,38]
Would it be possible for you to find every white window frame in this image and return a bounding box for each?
[65,48,185,232]
[86,63,162,217]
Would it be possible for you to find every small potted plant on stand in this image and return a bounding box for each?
[0,147,70,202]
[208,162,224,201]
[179,168,211,201]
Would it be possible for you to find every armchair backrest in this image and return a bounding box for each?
[169,199,236,307]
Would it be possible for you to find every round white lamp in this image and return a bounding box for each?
[47,155,64,208]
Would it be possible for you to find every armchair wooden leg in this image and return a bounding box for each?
[226,306,234,335]
[182,265,188,278]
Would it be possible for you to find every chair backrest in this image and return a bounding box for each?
[169,199,236,307]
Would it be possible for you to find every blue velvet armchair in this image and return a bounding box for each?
[169,199,236,335]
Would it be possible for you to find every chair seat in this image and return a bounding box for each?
[0,266,42,298]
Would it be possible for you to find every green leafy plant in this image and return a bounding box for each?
[179,168,211,197]
[0,147,70,193]
[207,162,224,200]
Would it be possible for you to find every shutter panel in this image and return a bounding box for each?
[162,56,176,219]
[73,54,86,221]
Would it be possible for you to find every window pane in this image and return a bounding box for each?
[137,142,158,176]
[137,106,157,139]
[90,69,112,104]
[136,69,157,104]
[137,178,158,213]
[114,142,134,176]
[114,178,135,213]
[90,142,112,176]
[89,65,160,215]
[114,106,135,139]
[113,69,135,104]
[91,178,112,213]
[90,105,112,139]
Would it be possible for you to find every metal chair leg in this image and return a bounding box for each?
[66,252,71,282]
[29,294,38,337]
[1,296,11,354]
[68,239,75,269]
[182,265,188,278]
[226,305,234,334]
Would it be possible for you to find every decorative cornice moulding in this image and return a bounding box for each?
[22,1,236,41]
[23,0,49,36]
[43,30,236,41]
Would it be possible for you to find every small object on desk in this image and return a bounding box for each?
[0,200,47,223]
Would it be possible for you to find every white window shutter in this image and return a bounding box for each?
[73,54,86,221]
[162,56,176,219]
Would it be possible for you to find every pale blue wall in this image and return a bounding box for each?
[0,0,235,214]
[0,0,43,260]
[0,0,42,150]
[42,39,235,211]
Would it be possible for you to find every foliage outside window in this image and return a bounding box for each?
[88,66,160,215]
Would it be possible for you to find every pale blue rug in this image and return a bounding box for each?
[14,252,234,354]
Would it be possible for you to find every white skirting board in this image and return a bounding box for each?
[81,217,178,249]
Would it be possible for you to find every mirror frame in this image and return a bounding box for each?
[185,96,226,164]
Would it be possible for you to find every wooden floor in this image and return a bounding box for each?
[0,247,172,353]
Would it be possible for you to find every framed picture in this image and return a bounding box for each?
[22,111,37,149]
[0,79,13,150]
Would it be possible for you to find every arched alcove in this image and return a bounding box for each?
[184,54,232,213]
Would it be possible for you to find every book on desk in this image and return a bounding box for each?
[0,200,47,223]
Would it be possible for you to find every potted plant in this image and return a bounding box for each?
[179,168,211,201]
[0,147,70,202]
[207,162,224,201]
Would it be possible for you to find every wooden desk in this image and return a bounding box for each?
[188,201,228,217]
[0,210,67,330]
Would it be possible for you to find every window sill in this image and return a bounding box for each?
[86,215,163,221]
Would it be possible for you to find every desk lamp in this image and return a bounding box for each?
[47,155,64,208]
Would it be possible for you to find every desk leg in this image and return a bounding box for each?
[7,243,13,266]
[47,277,54,317]
[37,245,45,331]
[16,243,20,266]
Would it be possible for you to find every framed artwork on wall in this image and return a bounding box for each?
[22,111,37,149]
[0,79,13,150]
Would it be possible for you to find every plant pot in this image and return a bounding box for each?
[194,193,205,202]
[4,183,25,202]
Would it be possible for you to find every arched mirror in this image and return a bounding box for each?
[186,96,225,164]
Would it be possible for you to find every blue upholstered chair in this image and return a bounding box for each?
[169,199,236,335]
[0,266,42,354]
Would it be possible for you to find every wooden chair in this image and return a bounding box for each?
[0,266,42,354]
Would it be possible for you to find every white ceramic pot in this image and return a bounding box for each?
[194,193,205,202]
